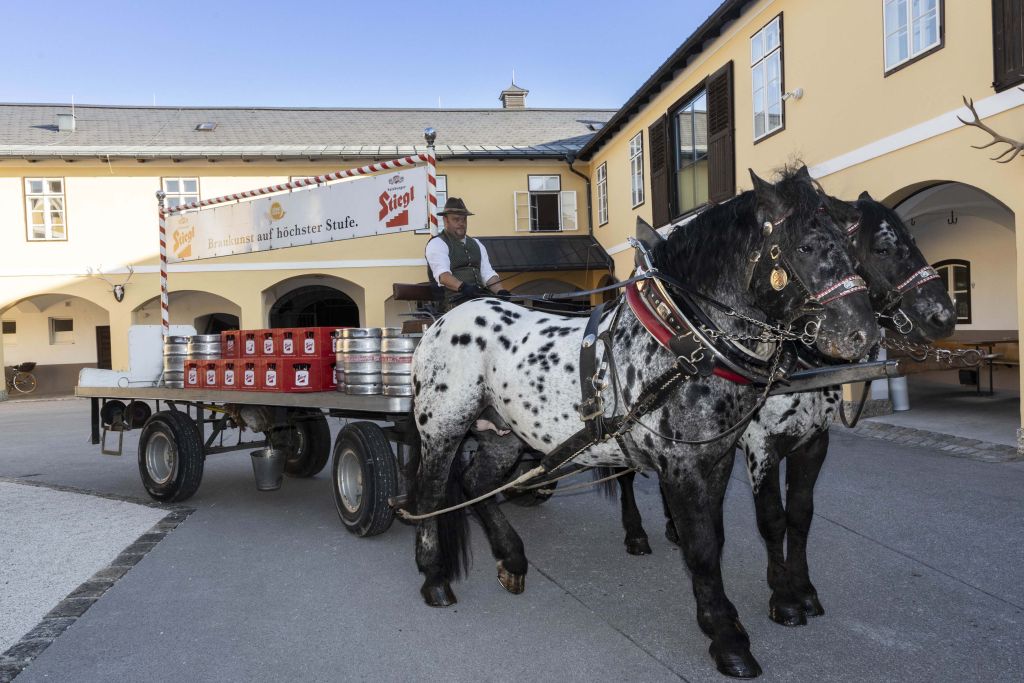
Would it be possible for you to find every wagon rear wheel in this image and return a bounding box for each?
[271,408,331,478]
[138,410,204,502]
[332,422,397,537]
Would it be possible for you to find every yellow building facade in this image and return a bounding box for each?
[579,0,1023,431]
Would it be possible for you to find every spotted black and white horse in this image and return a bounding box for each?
[604,192,956,632]
[407,167,879,678]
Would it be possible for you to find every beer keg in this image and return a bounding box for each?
[381,329,420,397]
[162,335,189,388]
[335,328,381,395]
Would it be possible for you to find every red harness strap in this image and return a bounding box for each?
[624,282,750,385]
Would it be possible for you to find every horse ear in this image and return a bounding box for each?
[858,190,874,201]
[794,165,812,180]
[635,216,665,251]
[749,169,785,216]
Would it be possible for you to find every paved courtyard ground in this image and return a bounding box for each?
[0,398,1022,682]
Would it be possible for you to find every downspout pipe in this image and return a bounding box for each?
[564,153,593,235]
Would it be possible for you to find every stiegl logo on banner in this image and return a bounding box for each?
[379,181,415,228]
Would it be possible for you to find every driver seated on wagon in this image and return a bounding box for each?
[425,197,511,310]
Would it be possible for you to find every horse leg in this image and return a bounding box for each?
[784,429,828,617]
[460,434,529,594]
[415,432,471,608]
[663,456,761,679]
[661,482,679,546]
[752,456,807,627]
[617,471,652,555]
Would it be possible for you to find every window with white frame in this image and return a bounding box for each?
[629,132,644,207]
[2,320,16,344]
[934,259,970,324]
[884,0,942,72]
[751,15,783,140]
[596,163,609,226]
[417,175,447,234]
[49,317,74,345]
[25,178,67,241]
[162,177,200,209]
[514,175,577,232]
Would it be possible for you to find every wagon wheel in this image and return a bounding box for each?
[270,408,331,478]
[502,457,557,507]
[332,422,397,537]
[137,410,204,502]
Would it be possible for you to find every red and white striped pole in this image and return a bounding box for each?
[156,190,170,337]
[424,128,438,235]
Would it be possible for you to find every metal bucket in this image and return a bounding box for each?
[336,328,381,395]
[381,334,419,392]
[163,336,189,387]
[250,447,286,491]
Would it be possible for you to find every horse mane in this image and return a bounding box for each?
[855,196,911,239]
[651,166,821,292]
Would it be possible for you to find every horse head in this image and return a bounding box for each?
[746,166,879,360]
[851,192,956,343]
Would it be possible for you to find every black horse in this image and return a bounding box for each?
[604,192,956,633]
[407,166,880,678]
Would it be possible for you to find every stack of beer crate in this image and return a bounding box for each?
[183,328,339,392]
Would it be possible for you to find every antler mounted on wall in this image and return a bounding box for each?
[957,91,1024,163]
[86,266,135,303]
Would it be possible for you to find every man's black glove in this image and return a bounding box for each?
[496,289,512,300]
[457,281,487,299]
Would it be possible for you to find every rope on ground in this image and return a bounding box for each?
[395,465,545,521]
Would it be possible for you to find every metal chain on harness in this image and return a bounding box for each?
[880,335,984,366]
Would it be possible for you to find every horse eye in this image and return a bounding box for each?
[797,244,813,254]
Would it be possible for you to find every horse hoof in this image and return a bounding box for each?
[709,642,762,679]
[420,581,457,607]
[625,537,652,555]
[497,563,526,594]
[800,593,825,617]
[769,598,807,627]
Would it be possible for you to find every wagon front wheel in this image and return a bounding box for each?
[138,410,204,502]
[332,422,397,537]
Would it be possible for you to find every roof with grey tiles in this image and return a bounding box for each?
[0,103,616,160]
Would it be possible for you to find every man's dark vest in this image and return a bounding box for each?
[428,231,485,289]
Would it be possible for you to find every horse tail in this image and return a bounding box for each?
[593,466,621,500]
[439,444,472,580]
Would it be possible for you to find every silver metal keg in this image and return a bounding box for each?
[187,334,222,361]
[381,332,420,396]
[336,328,382,394]
[162,335,189,388]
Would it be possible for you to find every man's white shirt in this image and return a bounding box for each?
[425,235,498,283]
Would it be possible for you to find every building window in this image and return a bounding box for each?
[673,91,709,215]
[629,132,644,208]
[162,178,200,210]
[751,15,783,140]
[514,175,577,232]
[934,259,970,324]
[884,0,942,73]
[25,178,66,241]
[49,317,74,345]
[2,320,15,344]
[596,163,609,226]
[993,0,1024,91]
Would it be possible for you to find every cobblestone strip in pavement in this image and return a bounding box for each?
[0,478,193,683]
[835,421,1023,463]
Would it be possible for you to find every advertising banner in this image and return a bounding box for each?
[167,166,427,263]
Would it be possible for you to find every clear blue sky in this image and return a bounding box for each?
[2,0,724,109]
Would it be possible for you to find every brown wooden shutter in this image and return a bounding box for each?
[706,61,735,203]
[648,114,671,228]
[993,0,1024,91]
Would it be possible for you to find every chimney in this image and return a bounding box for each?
[499,83,528,109]
[57,113,76,133]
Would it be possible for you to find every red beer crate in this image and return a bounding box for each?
[200,360,219,390]
[275,327,337,357]
[184,360,201,389]
[218,359,239,391]
[239,359,260,391]
[259,358,283,392]
[220,331,240,358]
[281,357,336,392]
[241,330,260,358]
[259,329,278,357]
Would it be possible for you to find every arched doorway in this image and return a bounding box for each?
[511,278,588,313]
[269,285,359,328]
[133,290,241,333]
